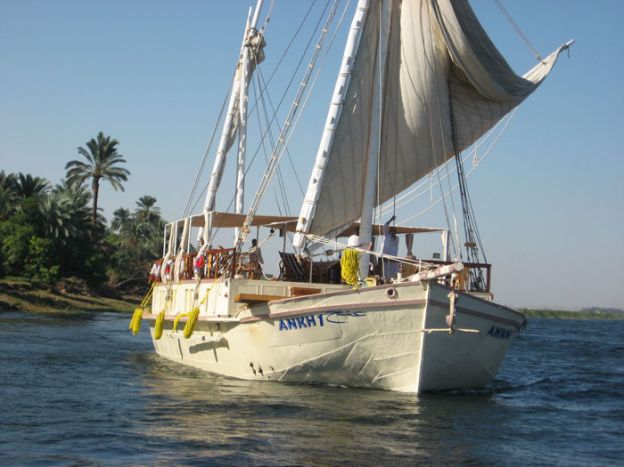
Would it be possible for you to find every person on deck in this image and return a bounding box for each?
[381,215,399,280]
[247,239,264,278]
[341,228,361,286]
[347,228,360,248]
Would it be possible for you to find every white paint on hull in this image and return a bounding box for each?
[146,279,524,393]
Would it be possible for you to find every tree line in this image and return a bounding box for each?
[0,132,164,293]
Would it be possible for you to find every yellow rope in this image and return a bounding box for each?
[128,284,155,336]
[172,312,188,333]
[199,287,212,305]
[154,309,166,340]
[129,307,143,335]
[341,248,360,287]
[183,307,200,339]
[140,283,155,308]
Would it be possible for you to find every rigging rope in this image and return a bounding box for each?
[235,0,342,251]
[381,110,517,221]
[186,0,324,216]
[183,71,235,218]
[251,73,288,215]
[494,0,542,61]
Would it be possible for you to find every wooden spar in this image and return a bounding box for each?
[411,262,464,282]
[293,0,371,250]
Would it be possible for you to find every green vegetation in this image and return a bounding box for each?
[65,132,130,225]
[0,132,165,313]
[520,308,624,320]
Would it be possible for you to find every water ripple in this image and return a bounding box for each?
[0,312,622,465]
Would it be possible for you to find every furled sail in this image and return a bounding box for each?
[297,0,570,240]
[204,30,266,213]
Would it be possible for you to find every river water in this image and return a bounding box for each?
[1,311,622,465]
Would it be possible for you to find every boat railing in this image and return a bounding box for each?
[148,248,238,282]
[197,248,237,280]
[278,252,341,284]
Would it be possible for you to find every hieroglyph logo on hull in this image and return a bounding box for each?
[487,325,512,340]
[278,311,366,331]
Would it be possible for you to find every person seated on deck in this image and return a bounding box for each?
[401,254,419,277]
[381,215,400,281]
[194,252,206,279]
[246,239,264,279]
[149,259,162,283]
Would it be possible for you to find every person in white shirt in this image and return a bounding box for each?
[347,228,360,248]
[382,215,399,280]
[247,239,264,278]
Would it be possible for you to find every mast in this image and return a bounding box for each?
[292,0,370,250]
[235,8,253,240]
[203,0,264,221]
[358,0,392,279]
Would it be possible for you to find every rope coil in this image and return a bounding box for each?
[340,248,360,287]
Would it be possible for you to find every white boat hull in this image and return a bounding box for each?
[146,279,524,393]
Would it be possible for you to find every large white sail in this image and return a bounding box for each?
[296,0,570,241]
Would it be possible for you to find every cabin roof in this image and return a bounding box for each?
[175,212,444,236]
[336,223,445,237]
[184,212,298,231]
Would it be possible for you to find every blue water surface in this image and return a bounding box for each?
[0,311,622,465]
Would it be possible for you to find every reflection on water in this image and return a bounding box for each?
[1,311,622,465]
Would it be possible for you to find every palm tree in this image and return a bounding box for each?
[0,184,16,219]
[65,132,130,224]
[37,182,92,243]
[0,171,16,189]
[112,207,132,233]
[0,171,17,218]
[134,195,161,225]
[10,173,50,199]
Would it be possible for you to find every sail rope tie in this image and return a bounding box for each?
[340,248,360,287]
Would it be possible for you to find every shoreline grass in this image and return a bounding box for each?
[0,277,140,314]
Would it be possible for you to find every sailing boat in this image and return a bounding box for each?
[133,0,571,392]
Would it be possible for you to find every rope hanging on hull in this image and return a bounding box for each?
[128,284,154,335]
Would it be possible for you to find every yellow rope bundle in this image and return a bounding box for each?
[341,248,360,287]
[154,309,166,340]
[183,307,200,339]
[129,307,143,335]
[128,284,155,336]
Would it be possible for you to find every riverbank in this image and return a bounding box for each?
[0,278,140,314]
[520,308,624,320]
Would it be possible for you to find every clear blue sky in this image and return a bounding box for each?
[1,0,622,309]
